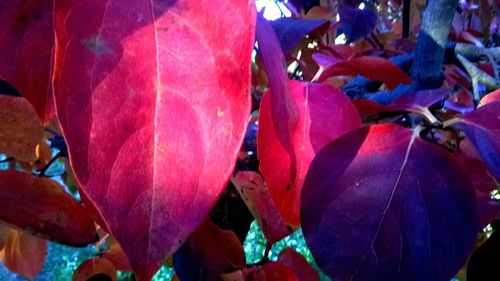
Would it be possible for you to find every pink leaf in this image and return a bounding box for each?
[258,80,361,227]
[53,1,255,279]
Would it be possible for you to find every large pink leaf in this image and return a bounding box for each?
[258,80,361,227]
[0,170,97,246]
[318,56,412,90]
[0,0,55,124]
[53,1,255,280]
[301,124,479,281]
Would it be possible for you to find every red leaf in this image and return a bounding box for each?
[244,262,299,281]
[352,99,387,117]
[452,102,500,178]
[258,81,361,227]
[53,1,255,279]
[0,96,44,163]
[173,219,246,281]
[0,170,97,246]
[301,124,479,280]
[72,258,117,281]
[232,172,290,245]
[318,56,412,90]
[0,0,55,124]
[277,248,320,281]
[0,230,47,279]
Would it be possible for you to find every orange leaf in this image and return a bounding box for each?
[0,229,47,279]
[0,96,44,162]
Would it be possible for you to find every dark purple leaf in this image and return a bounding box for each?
[270,18,329,53]
[338,3,377,43]
[301,124,479,281]
[386,88,450,123]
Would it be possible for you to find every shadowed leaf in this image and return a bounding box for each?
[301,124,479,281]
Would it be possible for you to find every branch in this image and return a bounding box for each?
[456,54,499,104]
[411,0,459,90]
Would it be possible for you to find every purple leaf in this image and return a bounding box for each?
[453,102,500,178]
[386,88,450,123]
[301,124,479,281]
[339,3,377,43]
[270,18,329,53]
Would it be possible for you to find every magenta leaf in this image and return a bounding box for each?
[258,80,361,227]
[338,3,377,43]
[452,102,500,178]
[301,124,479,281]
[53,1,255,280]
[270,18,330,53]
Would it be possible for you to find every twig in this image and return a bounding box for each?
[37,151,63,177]
[457,54,499,104]
[402,0,411,38]
[0,157,13,163]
